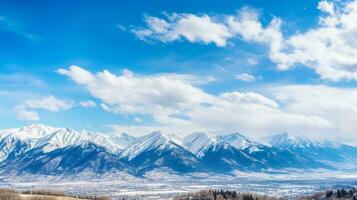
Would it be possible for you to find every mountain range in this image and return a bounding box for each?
[0,124,356,176]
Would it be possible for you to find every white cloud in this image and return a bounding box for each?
[57,67,95,85]
[58,65,211,119]
[79,100,96,107]
[220,92,277,108]
[318,0,335,14]
[270,85,357,140]
[25,95,74,112]
[266,0,357,81]
[132,14,232,46]
[133,117,142,122]
[133,1,357,81]
[14,105,39,121]
[13,95,75,121]
[235,73,257,82]
[59,66,336,139]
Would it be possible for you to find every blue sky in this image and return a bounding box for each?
[1,0,357,142]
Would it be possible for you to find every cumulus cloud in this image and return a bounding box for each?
[59,66,335,139]
[14,95,75,121]
[220,92,277,107]
[270,85,357,140]
[133,1,357,81]
[235,73,257,82]
[58,65,211,118]
[132,14,232,46]
[14,105,39,121]
[267,0,357,81]
[25,95,74,112]
[79,100,96,107]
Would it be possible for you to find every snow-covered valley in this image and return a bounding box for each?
[1,171,357,200]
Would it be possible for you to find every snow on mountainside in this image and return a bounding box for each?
[35,128,89,153]
[182,132,218,157]
[120,131,203,174]
[0,124,59,140]
[183,133,262,172]
[267,133,357,164]
[183,132,257,157]
[0,142,131,175]
[0,124,59,162]
[267,133,321,148]
[0,124,136,158]
[0,124,357,176]
[120,131,182,160]
[218,133,255,149]
[0,135,31,162]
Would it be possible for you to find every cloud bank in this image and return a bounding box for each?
[132,0,357,81]
[58,65,354,140]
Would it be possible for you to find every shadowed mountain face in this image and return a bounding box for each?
[0,124,356,176]
[126,143,204,174]
[266,133,357,163]
[119,131,204,174]
[0,135,31,162]
[199,142,264,173]
[0,142,131,175]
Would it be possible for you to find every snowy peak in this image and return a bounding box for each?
[18,124,58,137]
[0,124,58,140]
[267,133,319,148]
[120,131,183,160]
[36,128,88,153]
[82,130,124,154]
[183,132,218,157]
[218,132,254,149]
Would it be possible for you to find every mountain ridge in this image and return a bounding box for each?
[0,124,356,176]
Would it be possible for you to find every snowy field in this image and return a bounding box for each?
[1,171,357,200]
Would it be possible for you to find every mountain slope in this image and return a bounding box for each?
[121,131,203,174]
[217,133,255,149]
[0,142,131,175]
[267,133,357,163]
[183,133,264,173]
[1,125,356,176]
[0,135,31,162]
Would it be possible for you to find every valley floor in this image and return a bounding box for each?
[1,171,357,200]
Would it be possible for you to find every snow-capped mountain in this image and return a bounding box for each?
[120,131,203,174]
[120,131,182,160]
[182,132,218,157]
[0,124,136,165]
[217,133,255,149]
[183,133,264,172]
[267,133,321,149]
[0,124,59,162]
[0,124,356,176]
[0,124,59,140]
[0,142,131,175]
[267,133,357,164]
[0,135,31,162]
[183,132,330,172]
[35,128,89,153]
